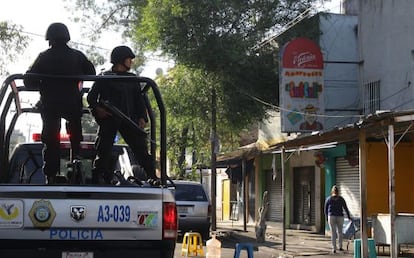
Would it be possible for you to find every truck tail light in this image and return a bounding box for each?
[32,133,70,142]
[163,202,177,239]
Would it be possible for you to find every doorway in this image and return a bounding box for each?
[293,166,316,228]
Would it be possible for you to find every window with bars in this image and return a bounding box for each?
[364,80,380,115]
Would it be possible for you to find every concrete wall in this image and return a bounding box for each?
[258,110,288,146]
[366,142,414,215]
[319,13,360,129]
[360,0,414,111]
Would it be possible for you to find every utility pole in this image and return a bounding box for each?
[210,88,217,232]
[281,148,286,251]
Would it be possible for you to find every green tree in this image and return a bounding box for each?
[67,0,321,125]
[0,21,29,75]
[134,0,319,176]
[66,0,323,175]
[134,0,318,125]
[157,65,240,177]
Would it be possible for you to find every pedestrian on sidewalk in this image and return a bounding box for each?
[324,185,352,253]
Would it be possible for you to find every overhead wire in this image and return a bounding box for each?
[241,89,362,119]
[18,30,111,51]
[253,7,313,51]
[15,29,169,63]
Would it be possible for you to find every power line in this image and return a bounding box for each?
[18,29,170,63]
[235,86,362,119]
[253,7,313,51]
[248,93,362,119]
[253,1,344,51]
[19,30,111,51]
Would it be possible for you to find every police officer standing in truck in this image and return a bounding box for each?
[24,22,96,184]
[87,46,157,185]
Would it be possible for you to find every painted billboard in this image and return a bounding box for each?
[280,37,324,132]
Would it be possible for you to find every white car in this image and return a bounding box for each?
[172,180,211,240]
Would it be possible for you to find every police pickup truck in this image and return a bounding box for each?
[0,74,177,258]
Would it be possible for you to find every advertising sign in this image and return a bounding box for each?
[280,38,324,132]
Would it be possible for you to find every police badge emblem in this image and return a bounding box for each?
[29,199,56,228]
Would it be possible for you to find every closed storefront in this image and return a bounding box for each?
[335,157,361,217]
[265,169,282,221]
[293,166,316,226]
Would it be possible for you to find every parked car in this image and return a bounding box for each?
[172,180,211,240]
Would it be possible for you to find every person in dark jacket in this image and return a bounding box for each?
[87,45,157,185]
[24,22,96,184]
[324,185,352,253]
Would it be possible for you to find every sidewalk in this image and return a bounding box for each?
[214,220,371,258]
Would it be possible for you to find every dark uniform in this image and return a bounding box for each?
[24,23,96,183]
[87,46,156,184]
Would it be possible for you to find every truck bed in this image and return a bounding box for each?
[0,185,176,257]
[0,74,177,258]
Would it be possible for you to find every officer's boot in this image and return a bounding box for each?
[46,175,56,184]
[91,170,105,185]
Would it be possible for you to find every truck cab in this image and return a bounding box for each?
[0,74,177,258]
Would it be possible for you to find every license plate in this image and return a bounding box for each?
[177,206,188,213]
[62,252,94,258]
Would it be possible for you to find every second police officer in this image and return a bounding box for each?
[87,46,158,185]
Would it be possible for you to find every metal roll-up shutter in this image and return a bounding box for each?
[293,166,315,226]
[335,157,360,217]
[265,170,282,221]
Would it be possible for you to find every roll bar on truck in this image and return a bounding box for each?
[0,73,177,258]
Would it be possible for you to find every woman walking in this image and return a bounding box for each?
[324,185,352,253]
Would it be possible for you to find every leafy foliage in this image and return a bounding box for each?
[157,65,240,176]
[0,21,30,75]
[66,0,323,175]
[64,0,147,70]
[132,0,319,127]
[136,0,315,70]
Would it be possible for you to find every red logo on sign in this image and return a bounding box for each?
[282,38,323,69]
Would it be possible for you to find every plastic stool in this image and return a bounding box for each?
[354,238,377,258]
[181,232,204,257]
[234,242,254,258]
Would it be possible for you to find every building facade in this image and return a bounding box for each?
[218,1,414,240]
[359,0,414,113]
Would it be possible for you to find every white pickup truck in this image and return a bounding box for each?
[0,74,177,258]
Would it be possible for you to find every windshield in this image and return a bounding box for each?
[174,184,208,202]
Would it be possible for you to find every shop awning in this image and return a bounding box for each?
[265,109,414,152]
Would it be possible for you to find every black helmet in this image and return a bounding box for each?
[110,46,136,64]
[46,23,70,42]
